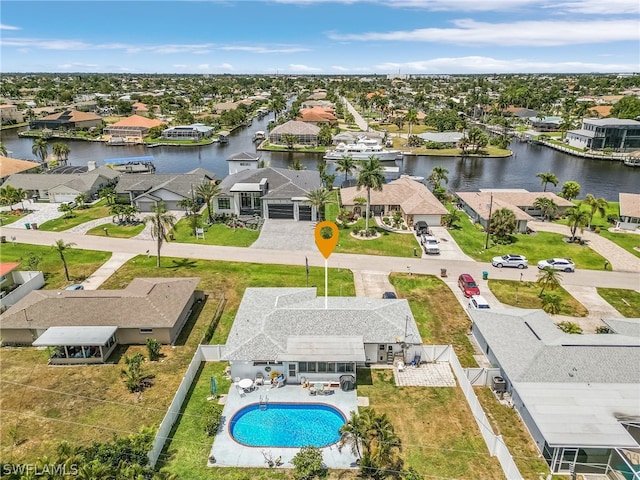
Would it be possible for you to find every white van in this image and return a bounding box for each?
[468,295,490,309]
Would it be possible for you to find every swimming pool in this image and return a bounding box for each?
[229,403,346,448]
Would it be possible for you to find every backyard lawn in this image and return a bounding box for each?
[489,279,588,317]
[38,200,110,232]
[86,222,145,238]
[596,288,640,318]
[447,207,607,269]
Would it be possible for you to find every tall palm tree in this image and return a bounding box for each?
[536,172,559,192]
[196,181,221,225]
[356,156,385,231]
[565,206,590,241]
[427,165,449,189]
[32,138,49,163]
[53,239,76,281]
[404,108,419,136]
[533,197,558,221]
[338,410,368,459]
[335,155,357,187]
[144,202,177,268]
[581,194,608,228]
[52,142,71,165]
[305,187,334,221]
[537,267,562,297]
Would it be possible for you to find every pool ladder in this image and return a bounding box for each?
[259,395,269,410]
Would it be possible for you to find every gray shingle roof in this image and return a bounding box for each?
[218,167,321,198]
[0,278,200,330]
[222,288,423,361]
[115,171,214,198]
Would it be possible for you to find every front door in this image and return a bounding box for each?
[288,363,297,383]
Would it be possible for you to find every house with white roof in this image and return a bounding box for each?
[161,123,214,140]
[469,308,640,477]
[221,288,423,384]
[566,118,640,152]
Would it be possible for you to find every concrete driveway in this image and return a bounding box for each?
[2,202,66,229]
[250,219,317,251]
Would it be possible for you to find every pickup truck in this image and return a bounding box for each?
[421,235,440,255]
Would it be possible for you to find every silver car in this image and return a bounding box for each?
[537,258,575,272]
[492,254,528,269]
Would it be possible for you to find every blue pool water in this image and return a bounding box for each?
[229,403,346,448]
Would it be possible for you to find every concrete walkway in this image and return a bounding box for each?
[65,216,113,234]
[81,252,137,290]
[529,220,640,273]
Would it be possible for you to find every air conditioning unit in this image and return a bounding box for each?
[492,376,506,393]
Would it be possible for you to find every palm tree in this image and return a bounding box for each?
[537,267,562,297]
[305,187,334,221]
[335,155,357,187]
[427,165,449,189]
[541,294,562,315]
[32,138,49,163]
[144,202,177,268]
[338,410,367,459]
[404,108,419,136]
[565,206,590,241]
[356,156,385,232]
[53,239,76,281]
[289,158,306,170]
[52,142,71,165]
[0,142,7,156]
[533,197,558,221]
[442,209,462,229]
[536,172,559,192]
[489,208,517,243]
[196,181,221,225]
[581,194,608,228]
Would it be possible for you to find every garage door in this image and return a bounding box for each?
[299,206,312,221]
[268,204,294,219]
[53,194,77,203]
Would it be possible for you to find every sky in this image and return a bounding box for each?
[1,0,639,75]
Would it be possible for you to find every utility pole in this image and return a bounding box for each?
[484,192,493,250]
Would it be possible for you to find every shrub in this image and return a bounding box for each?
[594,226,601,234]
[292,446,325,480]
[204,403,224,436]
[607,213,619,224]
[557,321,583,334]
[145,338,161,361]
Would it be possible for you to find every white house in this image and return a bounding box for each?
[618,193,640,231]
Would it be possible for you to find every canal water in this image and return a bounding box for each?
[1,114,638,201]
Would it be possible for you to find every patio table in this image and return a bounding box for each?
[238,378,254,390]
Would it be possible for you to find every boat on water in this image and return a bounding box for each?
[253,131,266,142]
[623,157,640,167]
[104,156,155,173]
[324,137,400,161]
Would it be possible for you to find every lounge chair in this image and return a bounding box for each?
[255,372,265,386]
[397,361,405,372]
[236,385,246,397]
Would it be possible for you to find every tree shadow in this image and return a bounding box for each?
[168,258,198,269]
[174,294,208,346]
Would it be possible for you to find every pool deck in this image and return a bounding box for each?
[208,383,360,469]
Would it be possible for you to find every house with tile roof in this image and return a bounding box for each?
[455,190,574,233]
[341,176,448,227]
[268,120,320,146]
[0,104,24,124]
[103,114,165,144]
[0,277,202,363]
[221,288,423,383]
[0,156,41,181]
[217,167,322,220]
[297,106,337,125]
[469,308,640,477]
[30,109,102,131]
[618,193,640,231]
[3,166,120,203]
[115,168,216,212]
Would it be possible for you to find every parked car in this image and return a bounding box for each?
[537,258,575,272]
[492,254,528,269]
[61,201,77,209]
[382,291,397,299]
[65,284,84,290]
[421,235,440,255]
[468,295,491,309]
[413,221,429,235]
[458,273,480,297]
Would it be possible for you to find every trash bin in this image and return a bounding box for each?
[31,223,38,230]
[482,271,488,280]
[440,268,447,277]
[0,236,6,243]
[24,223,31,229]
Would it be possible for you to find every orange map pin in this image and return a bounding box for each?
[314,221,339,259]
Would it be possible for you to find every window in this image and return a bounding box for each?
[317,362,327,373]
[218,197,230,209]
[139,328,153,334]
[240,192,252,208]
[298,362,307,373]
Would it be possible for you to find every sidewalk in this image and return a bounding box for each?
[81,252,137,290]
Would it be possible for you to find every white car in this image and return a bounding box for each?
[492,254,528,269]
[537,258,575,272]
[468,295,491,309]
[421,235,440,255]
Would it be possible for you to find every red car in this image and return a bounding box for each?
[458,273,480,297]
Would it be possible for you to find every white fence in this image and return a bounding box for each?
[147,346,205,467]
[448,349,523,479]
[463,367,502,386]
[0,271,45,311]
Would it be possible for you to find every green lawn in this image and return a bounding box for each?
[0,242,111,288]
[489,279,588,317]
[599,230,640,259]
[0,210,28,226]
[447,208,606,269]
[172,218,260,247]
[596,288,640,317]
[38,200,110,231]
[86,222,145,238]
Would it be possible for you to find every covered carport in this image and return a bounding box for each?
[33,326,118,364]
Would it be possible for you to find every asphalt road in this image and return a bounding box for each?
[2,227,638,291]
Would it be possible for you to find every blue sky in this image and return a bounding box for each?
[1,0,639,74]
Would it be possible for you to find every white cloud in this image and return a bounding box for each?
[219,45,309,54]
[376,56,638,74]
[329,19,639,46]
[0,24,20,30]
[287,63,322,72]
[219,63,235,70]
[57,62,99,70]
[547,0,639,15]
